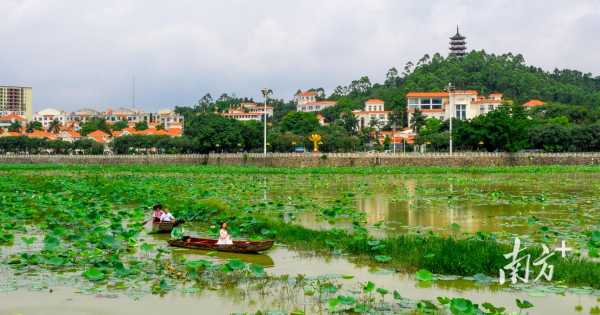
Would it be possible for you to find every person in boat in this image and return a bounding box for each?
[216,222,233,245]
[160,210,176,223]
[152,204,165,223]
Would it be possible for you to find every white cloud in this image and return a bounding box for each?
[0,0,598,111]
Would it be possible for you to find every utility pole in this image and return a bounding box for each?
[445,82,455,155]
[261,88,272,156]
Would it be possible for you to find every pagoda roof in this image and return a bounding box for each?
[450,26,466,40]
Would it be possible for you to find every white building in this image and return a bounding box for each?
[222,102,272,122]
[407,91,504,126]
[105,107,151,123]
[353,99,390,130]
[295,90,336,112]
[33,108,68,128]
[157,109,184,129]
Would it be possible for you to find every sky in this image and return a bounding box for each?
[2,0,600,112]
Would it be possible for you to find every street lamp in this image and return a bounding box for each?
[261,88,273,156]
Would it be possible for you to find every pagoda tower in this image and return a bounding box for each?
[449,26,467,57]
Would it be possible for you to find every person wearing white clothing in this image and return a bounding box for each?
[216,222,233,245]
[160,212,176,223]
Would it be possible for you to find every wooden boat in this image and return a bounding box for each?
[151,220,183,234]
[168,237,274,253]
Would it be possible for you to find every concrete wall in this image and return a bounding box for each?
[2,152,600,167]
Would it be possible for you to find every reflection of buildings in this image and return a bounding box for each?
[357,195,390,225]
[354,179,496,234]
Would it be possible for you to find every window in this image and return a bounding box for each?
[488,105,495,111]
[480,105,485,114]
[456,104,467,120]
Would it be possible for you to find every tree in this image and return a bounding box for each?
[155,124,165,131]
[112,120,129,131]
[48,119,62,134]
[240,121,262,151]
[8,121,21,132]
[197,93,213,111]
[183,113,243,153]
[280,111,320,136]
[385,68,400,87]
[410,110,426,133]
[339,111,358,134]
[25,121,43,133]
[80,117,111,136]
[134,121,149,131]
[72,139,104,154]
[470,104,530,152]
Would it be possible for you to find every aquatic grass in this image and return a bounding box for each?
[196,209,600,288]
[3,163,600,176]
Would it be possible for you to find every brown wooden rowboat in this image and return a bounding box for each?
[151,220,183,234]
[168,237,274,253]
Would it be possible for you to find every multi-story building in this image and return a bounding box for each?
[105,107,151,123]
[222,102,272,122]
[295,90,337,112]
[353,99,390,130]
[156,109,184,129]
[33,108,68,128]
[407,91,504,126]
[0,86,32,120]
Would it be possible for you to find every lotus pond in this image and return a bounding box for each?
[0,164,599,315]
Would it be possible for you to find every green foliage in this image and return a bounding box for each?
[25,121,43,133]
[82,268,106,281]
[134,121,149,131]
[80,117,111,136]
[279,111,320,136]
[112,120,129,131]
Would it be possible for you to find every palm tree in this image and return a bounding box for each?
[8,121,21,133]
[48,119,62,134]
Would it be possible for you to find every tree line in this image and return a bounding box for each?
[2,50,600,153]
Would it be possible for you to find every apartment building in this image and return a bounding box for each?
[0,86,32,120]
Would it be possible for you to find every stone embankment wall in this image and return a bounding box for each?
[2,153,600,167]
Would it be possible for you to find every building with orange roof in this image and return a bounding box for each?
[57,130,81,143]
[0,131,23,137]
[221,102,273,122]
[26,130,57,140]
[353,99,391,130]
[407,90,504,127]
[87,130,111,143]
[523,99,545,108]
[377,128,416,146]
[0,113,26,129]
[294,90,337,113]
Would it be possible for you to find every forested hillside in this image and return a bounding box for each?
[167,50,600,153]
[330,50,600,111]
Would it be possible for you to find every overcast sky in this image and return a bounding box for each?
[2,0,599,112]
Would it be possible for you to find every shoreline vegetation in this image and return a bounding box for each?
[178,204,600,289]
[3,163,600,175]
